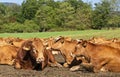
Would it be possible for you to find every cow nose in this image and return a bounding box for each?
[36,57,44,63]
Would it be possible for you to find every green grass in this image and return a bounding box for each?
[0,29,120,39]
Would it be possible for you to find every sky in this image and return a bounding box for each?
[0,0,101,7]
[0,0,24,5]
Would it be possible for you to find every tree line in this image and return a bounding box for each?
[0,0,120,33]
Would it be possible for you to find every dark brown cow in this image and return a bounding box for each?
[0,45,18,65]
[14,38,62,70]
[73,40,120,72]
[14,40,38,70]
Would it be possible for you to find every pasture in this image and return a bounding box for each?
[0,29,120,77]
[0,29,120,39]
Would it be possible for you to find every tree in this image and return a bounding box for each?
[56,2,75,30]
[22,0,38,20]
[74,2,92,30]
[0,3,7,25]
[108,13,120,28]
[106,0,120,28]
[35,5,56,31]
[92,0,111,29]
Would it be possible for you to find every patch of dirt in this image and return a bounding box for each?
[0,55,120,77]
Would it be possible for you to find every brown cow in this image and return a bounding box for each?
[10,38,27,48]
[0,45,18,65]
[89,37,120,49]
[14,40,38,70]
[72,40,120,72]
[50,36,81,67]
[89,37,111,44]
[14,38,62,70]
[43,37,61,55]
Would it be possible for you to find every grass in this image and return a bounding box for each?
[0,29,120,39]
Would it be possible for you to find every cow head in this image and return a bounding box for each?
[51,36,64,50]
[22,38,45,64]
[51,36,72,50]
[32,38,45,63]
[22,40,37,61]
[72,40,89,62]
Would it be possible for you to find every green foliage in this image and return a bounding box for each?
[23,20,39,32]
[74,2,92,30]
[0,22,24,33]
[35,5,56,31]
[22,0,38,20]
[92,0,111,29]
[0,20,39,33]
[0,3,6,15]
[56,2,75,28]
[0,0,119,33]
[108,13,120,28]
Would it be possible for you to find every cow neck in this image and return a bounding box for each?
[84,42,96,62]
[23,50,37,68]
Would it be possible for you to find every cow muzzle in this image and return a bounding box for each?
[36,57,44,63]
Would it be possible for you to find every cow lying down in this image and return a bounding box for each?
[14,39,62,70]
[71,40,120,72]
[0,45,18,65]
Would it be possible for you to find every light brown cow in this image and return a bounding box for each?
[89,37,120,49]
[73,40,120,72]
[11,38,27,48]
[50,36,81,67]
[89,37,111,44]
[43,37,61,55]
[0,45,19,65]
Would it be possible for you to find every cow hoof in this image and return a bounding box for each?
[63,63,69,68]
[8,59,15,65]
[14,63,21,69]
[50,63,63,68]
[8,63,13,66]
[93,68,100,73]
[70,66,80,71]
[56,63,63,67]
[100,67,108,72]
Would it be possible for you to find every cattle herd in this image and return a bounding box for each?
[0,36,120,73]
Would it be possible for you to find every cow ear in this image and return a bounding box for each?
[61,40,64,44]
[22,40,32,50]
[82,41,87,48]
[23,46,30,50]
[77,39,83,44]
[65,37,72,41]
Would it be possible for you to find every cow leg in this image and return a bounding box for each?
[46,49,62,67]
[70,65,81,71]
[41,61,48,70]
[0,57,14,65]
[14,59,21,69]
[63,62,69,67]
[80,62,93,72]
[63,56,73,68]
[7,59,15,65]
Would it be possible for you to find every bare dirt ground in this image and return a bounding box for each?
[0,54,120,77]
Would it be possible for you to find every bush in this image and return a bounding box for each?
[23,20,39,32]
[0,20,39,33]
[0,22,24,33]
